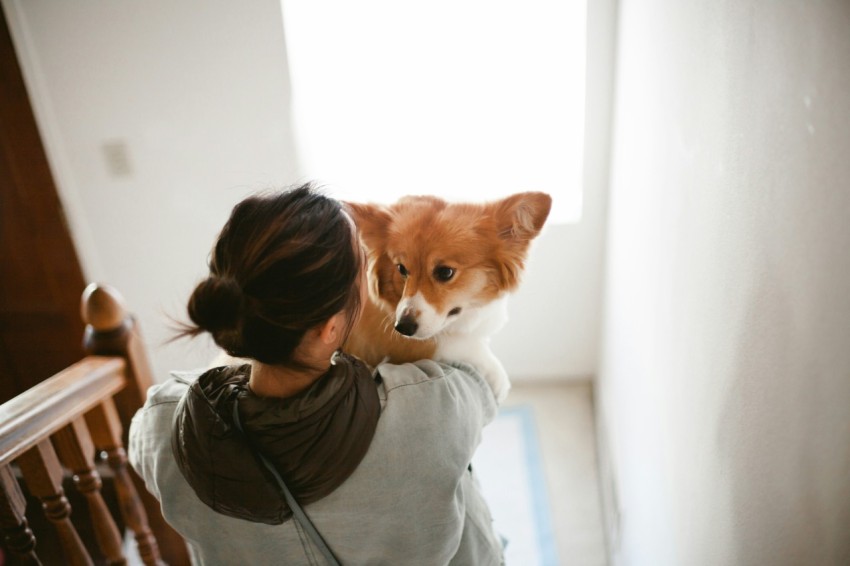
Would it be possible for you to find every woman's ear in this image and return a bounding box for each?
[317,311,348,346]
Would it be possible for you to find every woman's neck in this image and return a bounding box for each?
[248,361,328,398]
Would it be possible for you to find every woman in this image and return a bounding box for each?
[129,183,504,565]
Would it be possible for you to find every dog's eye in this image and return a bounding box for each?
[433,266,455,282]
[397,264,409,278]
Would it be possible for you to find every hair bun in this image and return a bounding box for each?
[188,276,245,336]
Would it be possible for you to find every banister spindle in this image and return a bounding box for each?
[16,440,93,566]
[86,400,161,566]
[53,416,126,565]
[0,464,41,565]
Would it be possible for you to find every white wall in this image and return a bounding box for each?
[3,0,301,377]
[598,1,850,564]
[492,0,615,381]
[4,0,606,382]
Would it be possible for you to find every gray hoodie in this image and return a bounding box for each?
[129,360,504,565]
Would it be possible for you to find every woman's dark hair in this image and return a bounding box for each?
[180,183,361,367]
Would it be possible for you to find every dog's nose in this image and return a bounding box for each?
[395,316,418,337]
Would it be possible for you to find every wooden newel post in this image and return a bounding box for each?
[81,284,154,438]
[79,284,190,566]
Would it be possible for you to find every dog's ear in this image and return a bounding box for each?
[493,192,552,242]
[372,253,403,307]
[344,201,401,308]
[344,201,392,251]
[488,192,552,291]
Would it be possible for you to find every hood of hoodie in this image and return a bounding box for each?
[171,353,380,524]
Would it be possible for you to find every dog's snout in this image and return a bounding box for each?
[395,315,419,337]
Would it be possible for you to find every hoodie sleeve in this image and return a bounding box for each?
[128,377,191,501]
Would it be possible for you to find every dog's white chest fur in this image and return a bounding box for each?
[433,297,512,402]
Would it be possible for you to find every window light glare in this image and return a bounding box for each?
[281,1,586,224]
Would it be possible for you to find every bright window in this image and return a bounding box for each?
[281,1,586,224]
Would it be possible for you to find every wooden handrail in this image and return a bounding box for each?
[0,283,188,565]
[0,356,126,468]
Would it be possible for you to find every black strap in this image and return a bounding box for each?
[232,402,341,565]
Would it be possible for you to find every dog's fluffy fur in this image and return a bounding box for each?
[344,192,552,402]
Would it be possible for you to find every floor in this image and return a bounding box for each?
[504,380,609,566]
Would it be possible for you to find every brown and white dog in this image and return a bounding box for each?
[344,192,552,402]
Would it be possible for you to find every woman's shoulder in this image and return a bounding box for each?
[141,369,203,407]
[372,359,497,432]
[375,359,488,392]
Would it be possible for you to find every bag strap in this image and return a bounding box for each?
[232,402,341,565]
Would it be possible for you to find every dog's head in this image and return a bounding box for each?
[346,192,551,340]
